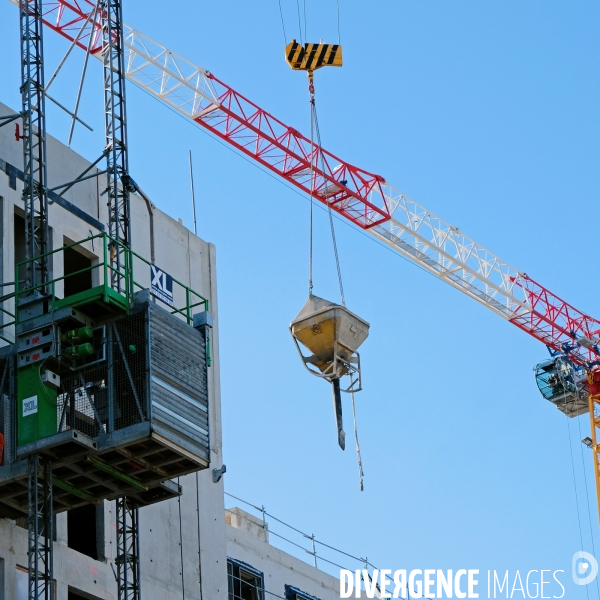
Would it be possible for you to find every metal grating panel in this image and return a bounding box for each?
[112,312,148,430]
[0,347,15,466]
[58,366,110,439]
[149,303,209,461]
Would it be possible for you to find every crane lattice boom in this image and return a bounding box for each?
[12,0,600,366]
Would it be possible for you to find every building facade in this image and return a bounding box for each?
[0,102,342,600]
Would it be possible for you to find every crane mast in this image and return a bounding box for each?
[20,0,49,294]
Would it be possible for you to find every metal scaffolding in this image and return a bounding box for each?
[100,2,139,596]
[19,0,49,294]
[101,0,133,294]
[116,497,141,600]
[27,456,53,600]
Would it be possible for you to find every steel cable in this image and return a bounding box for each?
[303,0,308,43]
[276,0,287,44]
[224,495,365,566]
[566,363,600,598]
[557,365,591,600]
[296,0,304,45]
[308,90,315,296]
[351,388,364,491]
[310,90,346,306]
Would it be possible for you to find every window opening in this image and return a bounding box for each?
[228,559,264,600]
[68,591,100,600]
[67,503,104,560]
[14,213,25,273]
[284,585,322,600]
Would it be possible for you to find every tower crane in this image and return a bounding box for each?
[7,0,600,520]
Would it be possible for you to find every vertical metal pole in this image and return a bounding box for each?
[195,472,203,600]
[116,497,140,600]
[588,390,600,522]
[189,150,198,236]
[310,534,317,568]
[28,455,53,600]
[20,0,49,295]
[261,505,267,540]
[101,0,132,294]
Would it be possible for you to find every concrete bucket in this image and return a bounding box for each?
[290,294,369,450]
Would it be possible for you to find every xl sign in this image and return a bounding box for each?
[151,264,174,307]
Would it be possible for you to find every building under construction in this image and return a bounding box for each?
[0,100,344,600]
[4,1,600,599]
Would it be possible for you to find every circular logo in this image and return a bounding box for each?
[573,551,599,585]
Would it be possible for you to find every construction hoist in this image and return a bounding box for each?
[5,1,141,598]
[285,39,368,490]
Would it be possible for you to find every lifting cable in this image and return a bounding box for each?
[295,0,304,45]
[351,383,365,491]
[556,364,592,600]
[560,363,600,598]
[276,0,287,44]
[566,416,591,600]
[303,0,308,43]
[576,409,600,599]
[307,75,346,306]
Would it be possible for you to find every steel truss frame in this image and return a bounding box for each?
[28,456,53,600]
[17,0,600,367]
[588,373,600,521]
[19,0,49,293]
[100,0,132,293]
[19,2,54,598]
[99,2,138,597]
[116,497,141,600]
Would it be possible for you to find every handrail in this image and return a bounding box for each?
[0,282,15,344]
[13,232,209,325]
[14,232,103,268]
[130,246,209,324]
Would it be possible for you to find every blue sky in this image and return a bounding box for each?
[1,0,600,597]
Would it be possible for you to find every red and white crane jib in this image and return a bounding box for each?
[370,185,600,365]
[13,0,600,366]
[26,0,391,229]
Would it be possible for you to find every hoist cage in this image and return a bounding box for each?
[0,291,211,518]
